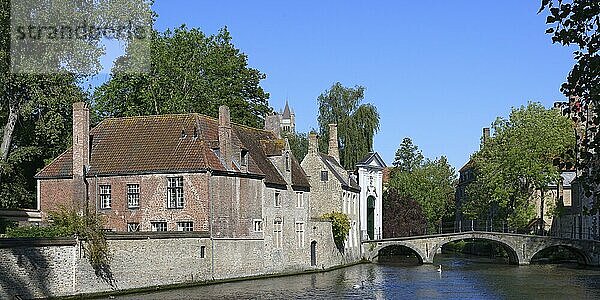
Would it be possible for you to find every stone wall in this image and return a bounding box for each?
[0,231,352,299]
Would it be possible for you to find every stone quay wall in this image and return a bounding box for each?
[0,228,353,299]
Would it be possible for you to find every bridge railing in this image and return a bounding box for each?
[426,219,554,236]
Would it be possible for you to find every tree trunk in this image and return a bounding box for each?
[1,103,18,162]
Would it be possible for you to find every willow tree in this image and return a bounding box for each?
[317,82,379,169]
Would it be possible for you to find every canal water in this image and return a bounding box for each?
[112,254,600,299]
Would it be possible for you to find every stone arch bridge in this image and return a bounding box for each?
[363,231,600,266]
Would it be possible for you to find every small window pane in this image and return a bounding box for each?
[127,184,140,208]
[99,185,111,209]
[321,171,328,181]
[177,221,193,232]
[151,221,167,232]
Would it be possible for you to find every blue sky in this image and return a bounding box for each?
[100,0,575,170]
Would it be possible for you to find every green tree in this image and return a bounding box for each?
[94,26,271,128]
[388,138,456,232]
[317,82,380,169]
[539,0,600,208]
[392,137,424,172]
[283,131,308,162]
[463,102,575,228]
[0,0,94,208]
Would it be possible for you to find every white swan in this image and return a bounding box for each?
[352,280,364,289]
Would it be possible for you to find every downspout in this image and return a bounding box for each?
[208,169,215,280]
[95,175,98,215]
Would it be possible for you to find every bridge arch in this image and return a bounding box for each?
[529,242,591,265]
[370,242,428,264]
[428,234,521,265]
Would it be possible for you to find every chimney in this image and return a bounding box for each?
[308,132,318,154]
[219,105,232,169]
[328,124,339,162]
[264,114,281,138]
[72,102,89,207]
[481,127,490,149]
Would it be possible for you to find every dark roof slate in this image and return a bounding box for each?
[319,153,360,192]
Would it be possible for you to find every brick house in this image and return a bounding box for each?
[36,103,311,244]
[300,125,361,258]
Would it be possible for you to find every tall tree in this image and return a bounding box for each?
[463,102,575,228]
[392,137,424,173]
[317,82,380,169]
[539,0,600,208]
[388,138,456,232]
[94,26,271,128]
[0,0,152,208]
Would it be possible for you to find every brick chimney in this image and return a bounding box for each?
[328,124,339,162]
[308,132,318,154]
[481,127,490,149]
[219,105,232,169]
[72,102,89,207]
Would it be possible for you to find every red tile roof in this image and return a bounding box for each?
[36,113,310,188]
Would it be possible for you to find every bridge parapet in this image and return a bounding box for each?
[362,231,600,266]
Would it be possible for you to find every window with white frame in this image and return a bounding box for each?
[177,221,193,232]
[99,185,111,209]
[295,222,305,248]
[127,222,140,232]
[296,192,304,208]
[151,221,167,232]
[167,177,184,208]
[274,218,283,248]
[127,184,140,208]
[274,191,281,207]
[253,219,263,232]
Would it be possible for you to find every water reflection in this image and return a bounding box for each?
[112,255,600,299]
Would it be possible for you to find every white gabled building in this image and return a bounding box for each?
[356,152,386,240]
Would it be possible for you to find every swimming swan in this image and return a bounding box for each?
[353,280,364,289]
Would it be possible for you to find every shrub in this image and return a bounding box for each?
[322,212,351,251]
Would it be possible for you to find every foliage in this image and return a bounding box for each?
[283,131,308,162]
[317,82,380,169]
[6,208,113,285]
[539,0,600,210]
[322,211,351,251]
[382,188,426,238]
[0,1,87,208]
[388,138,457,232]
[462,102,575,228]
[94,25,271,128]
[392,137,424,173]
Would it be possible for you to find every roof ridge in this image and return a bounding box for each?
[98,112,275,136]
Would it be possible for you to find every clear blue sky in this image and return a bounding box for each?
[103,0,576,170]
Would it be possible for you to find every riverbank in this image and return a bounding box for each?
[76,260,369,300]
[0,230,362,299]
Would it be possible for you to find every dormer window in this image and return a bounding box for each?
[241,149,249,166]
[180,129,186,139]
[285,152,290,171]
[193,127,199,139]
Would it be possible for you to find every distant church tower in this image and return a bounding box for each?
[265,101,295,137]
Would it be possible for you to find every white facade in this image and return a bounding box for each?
[356,152,386,240]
